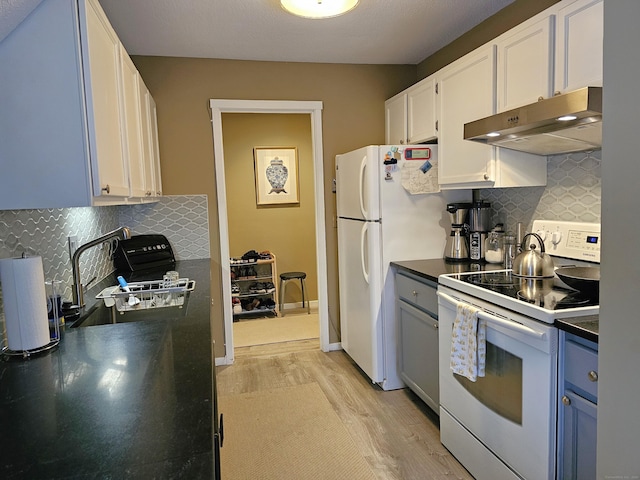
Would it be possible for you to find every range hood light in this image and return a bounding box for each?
[557,115,578,121]
[486,132,501,137]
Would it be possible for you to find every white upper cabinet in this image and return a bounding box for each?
[436,45,498,187]
[406,76,437,144]
[139,80,163,198]
[496,15,555,112]
[436,44,547,189]
[0,0,161,210]
[81,0,129,199]
[555,0,603,93]
[148,96,163,197]
[119,45,146,199]
[385,75,437,145]
[385,92,407,145]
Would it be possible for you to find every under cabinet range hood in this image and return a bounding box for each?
[464,87,602,155]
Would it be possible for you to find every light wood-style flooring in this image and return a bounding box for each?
[216,339,474,480]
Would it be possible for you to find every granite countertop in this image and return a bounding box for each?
[391,258,599,342]
[0,259,215,479]
[392,258,506,282]
[555,315,599,344]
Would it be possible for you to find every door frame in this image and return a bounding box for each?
[209,99,330,364]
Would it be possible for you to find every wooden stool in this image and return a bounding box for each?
[279,272,310,316]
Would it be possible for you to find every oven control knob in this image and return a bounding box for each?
[536,229,547,242]
[551,230,563,245]
[588,370,599,382]
[562,395,571,406]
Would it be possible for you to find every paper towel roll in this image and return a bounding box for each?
[0,256,51,351]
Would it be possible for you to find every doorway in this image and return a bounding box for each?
[210,99,330,365]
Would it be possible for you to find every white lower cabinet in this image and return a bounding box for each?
[396,271,439,414]
[558,332,598,480]
[0,0,161,210]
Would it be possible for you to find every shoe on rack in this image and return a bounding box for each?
[264,282,275,293]
[262,298,276,310]
[258,251,271,260]
[242,299,254,311]
[231,283,241,296]
[246,266,257,279]
[242,250,260,261]
[248,282,267,294]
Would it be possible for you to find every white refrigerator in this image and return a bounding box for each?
[336,145,468,390]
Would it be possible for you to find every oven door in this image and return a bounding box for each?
[437,286,558,480]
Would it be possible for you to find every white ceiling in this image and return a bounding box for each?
[1,0,515,65]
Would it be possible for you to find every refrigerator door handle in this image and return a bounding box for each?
[359,155,368,218]
[360,222,369,284]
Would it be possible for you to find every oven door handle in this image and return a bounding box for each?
[437,291,547,340]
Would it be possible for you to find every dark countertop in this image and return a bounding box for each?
[555,315,599,344]
[392,258,506,282]
[0,259,214,479]
[391,258,599,342]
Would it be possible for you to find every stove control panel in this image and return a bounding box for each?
[532,220,601,263]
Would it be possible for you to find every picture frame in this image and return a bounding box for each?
[253,147,300,206]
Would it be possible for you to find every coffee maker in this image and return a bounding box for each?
[468,199,493,262]
[444,202,471,262]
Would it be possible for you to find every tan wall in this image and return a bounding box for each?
[132,0,551,356]
[132,57,417,353]
[222,113,318,302]
[417,0,561,79]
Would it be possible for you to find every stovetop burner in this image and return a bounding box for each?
[456,271,598,310]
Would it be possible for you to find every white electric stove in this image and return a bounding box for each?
[437,220,601,480]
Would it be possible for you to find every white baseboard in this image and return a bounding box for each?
[279,300,318,311]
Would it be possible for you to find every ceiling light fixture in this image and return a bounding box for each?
[280,0,359,19]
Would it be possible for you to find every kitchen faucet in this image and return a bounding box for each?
[71,226,131,307]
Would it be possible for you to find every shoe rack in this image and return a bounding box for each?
[230,251,278,320]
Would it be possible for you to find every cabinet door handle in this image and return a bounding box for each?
[101,184,111,194]
[432,322,438,330]
[588,370,598,382]
[562,395,571,406]
[412,290,418,297]
[483,173,490,180]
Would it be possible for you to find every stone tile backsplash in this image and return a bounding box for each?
[481,150,601,234]
[0,195,210,346]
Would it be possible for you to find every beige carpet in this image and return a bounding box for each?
[233,312,319,347]
[218,382,377,480]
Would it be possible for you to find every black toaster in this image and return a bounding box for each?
[113,234,176,273]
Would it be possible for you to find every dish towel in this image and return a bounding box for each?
[450,303,486,382]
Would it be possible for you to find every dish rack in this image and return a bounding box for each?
[96,278,196,312]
